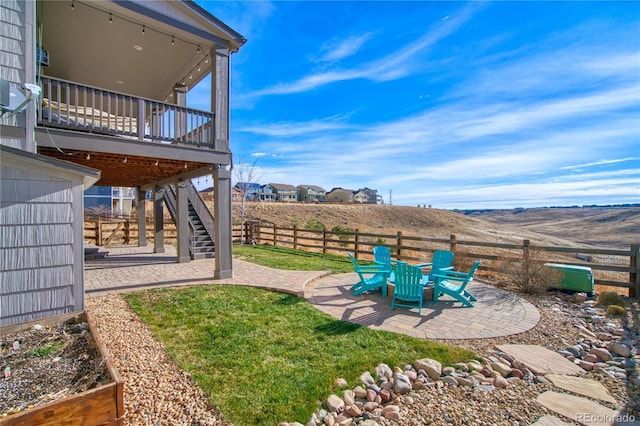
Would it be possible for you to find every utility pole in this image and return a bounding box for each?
[389,189,392,205]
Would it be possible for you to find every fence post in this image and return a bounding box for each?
[124,220,130,245]
[323,229,327,254]
[293,225,298,250]
[631,244,639,298]
[97,217,102,246]
[523,239,530,262]
[354,228,360,258]
[273,225,277,246]
[396,231,403,259]
[449,234,457,254]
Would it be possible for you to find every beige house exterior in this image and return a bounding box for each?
[326,188,355,203]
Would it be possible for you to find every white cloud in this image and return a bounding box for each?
[561,157,640,170]
[237,117,351,137]
[315,33,374,63]
[394,168,640,209]
[237,2,483,101]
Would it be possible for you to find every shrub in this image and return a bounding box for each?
[305,219,325,231]
[451,250,477,273]
[331,225,353,247]
[597,291,624,307]
[500,250,560,295]
[607,305,626,316]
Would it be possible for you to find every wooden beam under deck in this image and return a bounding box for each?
[35,127,229,187]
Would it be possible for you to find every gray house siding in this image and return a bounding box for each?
[0,0,25,86]
[1,0,36,151]
[0,146,99,326]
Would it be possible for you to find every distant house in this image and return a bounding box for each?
[353,190,368,204]
[258,184,277,201]
[270,183,298,202]
[200,186,214,202]
[327,187,355,203]
[234,182,261,201]
[297,185,327,202]
[232,187,244,202]
[358,187,382,204]
[200,186,244,202]
[84,186,137,216]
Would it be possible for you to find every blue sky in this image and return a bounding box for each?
[190,1,640,209]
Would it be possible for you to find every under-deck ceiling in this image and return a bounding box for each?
[38,147,210,187]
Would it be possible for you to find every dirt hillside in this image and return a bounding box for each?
[232,202,625,248]
[465,207,640,248]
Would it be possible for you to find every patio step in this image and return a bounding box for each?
[85,244,109,261]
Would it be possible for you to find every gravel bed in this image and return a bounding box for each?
[86,296,230,426]
[86,292,639,426]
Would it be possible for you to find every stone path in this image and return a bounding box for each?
[546,374,617,404]
[537,391,622,426]
[497,344,587,376]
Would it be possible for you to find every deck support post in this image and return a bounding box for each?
[153,186,165,253]
[137,187,146,247]
[210,43,233,278]
[213,166,233,278]
[211,45,230,151]
[176,180,190,263]
[173,84,187,142]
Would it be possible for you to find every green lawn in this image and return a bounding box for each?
[124,245,476,425]
[233,244,360,273]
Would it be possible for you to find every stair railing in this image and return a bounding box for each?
[163,184,198,259]
[187,182,215,241]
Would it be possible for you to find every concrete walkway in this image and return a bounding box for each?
[85,245,540,340]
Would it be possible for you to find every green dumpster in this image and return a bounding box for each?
[544,263,594,295]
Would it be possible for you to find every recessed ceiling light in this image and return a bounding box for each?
[116,80,124,85]
[133,45,143,51]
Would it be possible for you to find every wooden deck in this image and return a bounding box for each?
[35,77,229,188]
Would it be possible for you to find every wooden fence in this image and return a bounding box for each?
[84,218,639,297]
[84,218,177,247]
[235,222,639,297]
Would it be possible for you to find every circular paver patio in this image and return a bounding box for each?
[304,273,540,339]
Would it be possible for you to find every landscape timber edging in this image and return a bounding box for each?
[0,311,124,426]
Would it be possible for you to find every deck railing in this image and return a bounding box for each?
[38,76,215,149]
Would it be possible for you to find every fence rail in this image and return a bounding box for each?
[235,222,639,297]
[83,217,639,297]
[84,218,177,247]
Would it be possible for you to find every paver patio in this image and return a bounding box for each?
[85,245,540,340]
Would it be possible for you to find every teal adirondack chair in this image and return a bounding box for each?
[348,253,389,297]
[373,245,400,282]
[391,262,426,314]
[417,250,454,285]
[373,245,393,269]
[432,260,481,307]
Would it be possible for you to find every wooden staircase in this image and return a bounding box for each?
[163,183,215,260]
